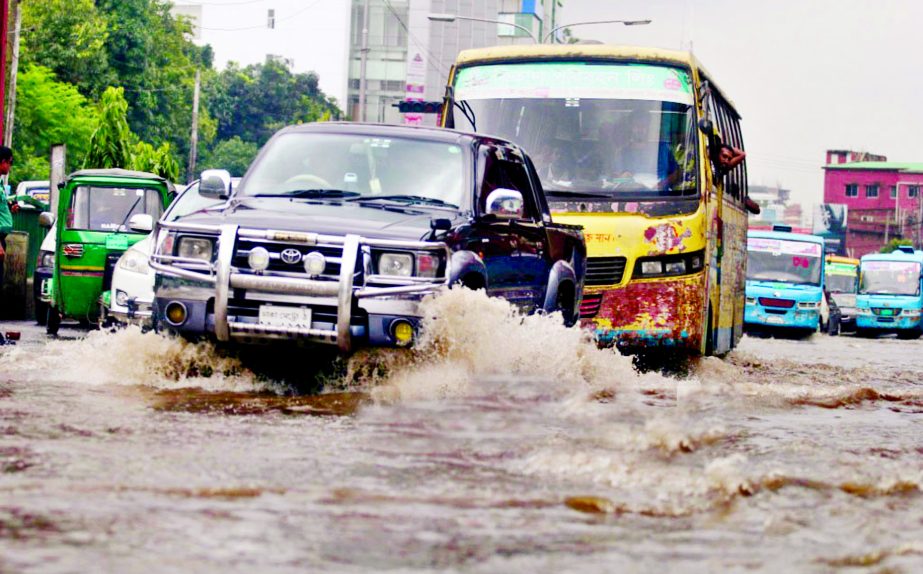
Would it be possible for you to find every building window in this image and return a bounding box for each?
[865,184,878,198]
[268,9,275,29]
[910,186,920,198]
[845,184,858,197]
[891,185,898,199]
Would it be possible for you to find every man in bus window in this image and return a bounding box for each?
[716,143,746,176]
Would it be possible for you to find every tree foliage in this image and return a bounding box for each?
[20,0,111,95]
[205,60,341,147]
[199,137,259,178]
[84,87,134,170]
[881,238,914,253]
[11,65,98,185]
[132,141,180,182]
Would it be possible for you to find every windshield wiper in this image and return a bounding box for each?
[254,189,361,199]
[348,195,457,208]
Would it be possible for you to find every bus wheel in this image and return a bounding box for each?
[704,307,715,356]
[897,328,922,340]
[46,307,62,336]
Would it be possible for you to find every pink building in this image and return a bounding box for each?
[823,151,923,257]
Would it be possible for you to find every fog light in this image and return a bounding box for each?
[391,320,414,346]
[165,301,188,326]
[304,251,326,276]
[115,290,129,307]
[248,247,270,272]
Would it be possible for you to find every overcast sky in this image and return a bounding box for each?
[561,0,923,208]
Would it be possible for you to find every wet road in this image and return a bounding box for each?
[1,290,921,573]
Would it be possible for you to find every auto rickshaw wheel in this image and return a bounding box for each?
[46,307,61,335]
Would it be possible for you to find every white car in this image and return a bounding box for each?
[103,174,234,327]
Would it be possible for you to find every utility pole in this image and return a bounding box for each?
[358,0,370,122]
[3,0,19,148]
[187,69,201,184]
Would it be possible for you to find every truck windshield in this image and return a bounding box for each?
[859,261,921,296]
[451,62,697,200]
[68,186,163,232]
[240,133,467,208]
[826,273,857,294]
[746,238,823,285]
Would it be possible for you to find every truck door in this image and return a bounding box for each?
[470,145,550,311]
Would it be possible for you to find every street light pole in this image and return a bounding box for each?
[428,13,539,43]
[542,19,651,44]
[358,0,370,122]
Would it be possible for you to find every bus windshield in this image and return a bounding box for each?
[746,238,823,286]
[860,261,921,296]
[452,61,697,200]
[826,273,857,294]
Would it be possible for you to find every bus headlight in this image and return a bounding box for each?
[746,297,756,305]
[902,308,920,317]
[634,250,705,279]
[858,307,873,316]
[798,301,821,309]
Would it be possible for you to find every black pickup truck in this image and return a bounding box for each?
[151,123,585,353]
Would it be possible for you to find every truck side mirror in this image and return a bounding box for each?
[38,211,55,228]
[484,188,524,220]
[200,169,232,199]
[128,213,154,233]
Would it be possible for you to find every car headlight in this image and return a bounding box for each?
[117,249,150,274]
[177,236,214,262]
[378,253,414,277]
[40,251,54,268]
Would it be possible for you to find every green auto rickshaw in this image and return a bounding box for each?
[39,169,174,334]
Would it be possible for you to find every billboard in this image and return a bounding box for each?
[813,203,848,255]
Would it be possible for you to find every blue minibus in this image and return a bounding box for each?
[856,246,923,339]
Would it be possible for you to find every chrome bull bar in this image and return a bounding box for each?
[150,221,452,352]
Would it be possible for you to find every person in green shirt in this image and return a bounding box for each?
[0,145,13,249]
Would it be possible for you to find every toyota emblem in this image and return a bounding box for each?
[280,248,302,265]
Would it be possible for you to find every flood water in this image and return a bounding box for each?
[1,289,921,572]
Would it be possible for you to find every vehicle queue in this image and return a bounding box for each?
[20,42,922,359]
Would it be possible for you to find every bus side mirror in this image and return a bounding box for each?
[698,118,713,135]
[200,169,232,199]
[38,212,55,228]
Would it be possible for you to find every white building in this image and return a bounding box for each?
[173,0,564,122]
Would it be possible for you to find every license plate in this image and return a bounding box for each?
[879,309,894,317]
[258,305,312,329]
[106,235,130,250]
[766,316,785,325]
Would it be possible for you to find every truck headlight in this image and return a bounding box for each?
[177,237,214,262]
[378,253,413,277]
[117,249,150,274]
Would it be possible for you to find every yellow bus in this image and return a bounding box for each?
[441,45,753,355]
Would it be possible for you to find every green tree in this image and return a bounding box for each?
[11,65,98,185]
[199,137,259,178]
[132,141,180,182]
[205,59,341,147]
[881,238,914,253]
[20,0,112,95]
[84,87,134,170]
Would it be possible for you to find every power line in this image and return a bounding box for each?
[382,0,448,77]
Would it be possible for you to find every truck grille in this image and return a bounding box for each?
[233,239,360,281]
[585,257,627,286]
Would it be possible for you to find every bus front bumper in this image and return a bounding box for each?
[856,312,921,330]
[745,304,819,329]
[580,274,706,351]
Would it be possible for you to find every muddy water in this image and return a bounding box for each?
[1,290,922,573]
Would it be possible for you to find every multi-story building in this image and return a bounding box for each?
[823,149,923,257]
[173,1,564,123]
